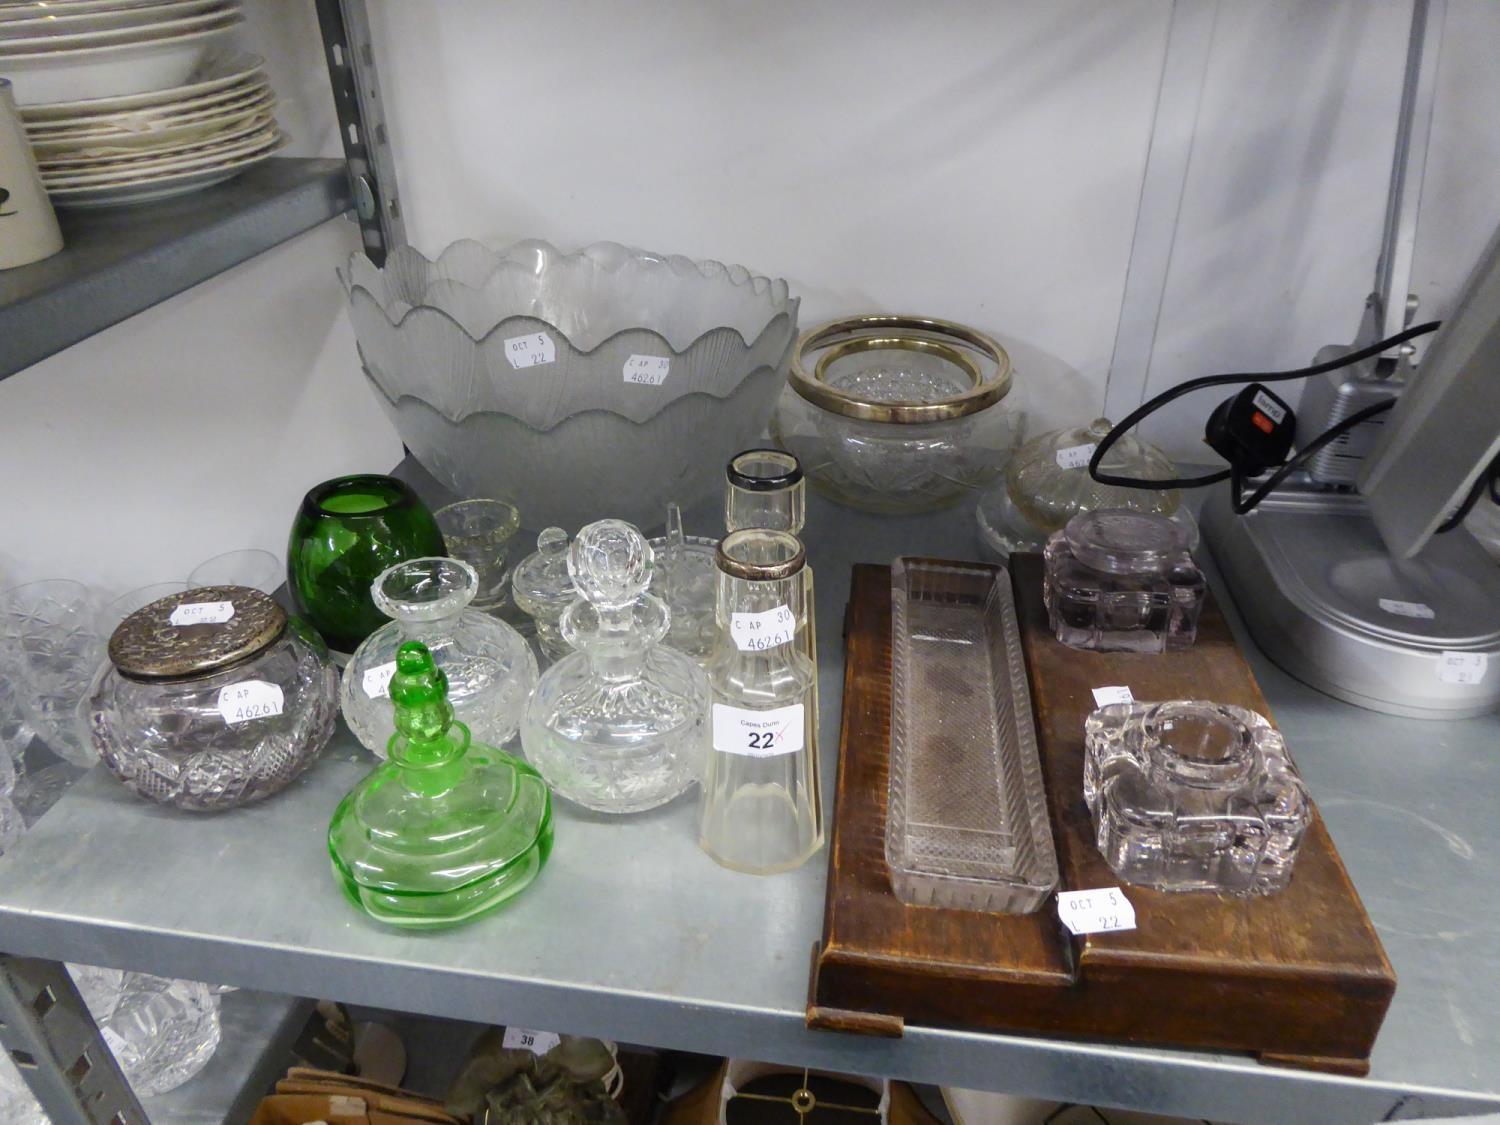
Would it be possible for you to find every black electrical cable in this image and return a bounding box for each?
[1086,319,1443,490]
[1435,449,1500,533]
[1231,398,1396,515]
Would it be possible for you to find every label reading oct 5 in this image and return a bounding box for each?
[504,331,556,368]
[1056,888,1137,935]
[712,702,804,757]
[170,601,235,626]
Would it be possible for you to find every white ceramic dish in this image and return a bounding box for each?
[25,75,267,135]
[4,20,241,105]
[47,129,282,205]
[37,108,268,166]
[0,8,236,55]
[40,122,278,183]
[18,45,258,118]
[0,0,200,19]
[29,95,268,153]
[0,0,222,36]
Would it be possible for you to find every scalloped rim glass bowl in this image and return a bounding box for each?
[341,239,800,529]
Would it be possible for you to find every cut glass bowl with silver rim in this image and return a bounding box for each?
[341,239,800,530]
[342,557,538,758]
[772,314,1024,514]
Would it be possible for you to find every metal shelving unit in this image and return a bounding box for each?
[1,468,1498,1125]
[142,991,312,1124]
[0,158,351,381]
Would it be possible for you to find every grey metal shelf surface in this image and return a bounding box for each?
[146,988,309,1125]
[0,488,1497,1125]
[0,157,351,381]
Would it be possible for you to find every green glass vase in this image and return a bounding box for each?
[287,474,445,654]
[328,641,553,928]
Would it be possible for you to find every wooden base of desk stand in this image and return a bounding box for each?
[808,556,1395,1075]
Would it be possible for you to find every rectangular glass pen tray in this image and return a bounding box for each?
[886,558,1058,913]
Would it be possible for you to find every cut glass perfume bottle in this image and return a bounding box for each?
[1043,509,1206,652]
[342,557,538,758]
[699,529,822,874]
[522,520,709,813]
[329,640,553,927]
[1083,700,1312,897]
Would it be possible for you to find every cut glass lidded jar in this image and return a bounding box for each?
[1043,509,1206,652]
[342,557,538,758]
[772,315,1022,514]
[1084,700,1312,897]
[89,585,340,811]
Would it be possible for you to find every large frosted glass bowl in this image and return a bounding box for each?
[341,239,799,529]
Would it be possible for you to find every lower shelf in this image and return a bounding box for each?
[143,989,312,1125]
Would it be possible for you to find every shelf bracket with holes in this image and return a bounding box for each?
[315,0,407,264]
[0,955,149,1125]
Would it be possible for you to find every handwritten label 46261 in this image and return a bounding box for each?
[504,331,556,368]
[170,601,235,626]
[217,680,284,725]
[362,661,397,699]
[623,354,671,385]
[1057,887,1136,935]
[730,605,796,651]
[1091,685,1134,708]
[1054,442,1097,470]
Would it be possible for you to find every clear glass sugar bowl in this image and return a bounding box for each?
[89,585,340,811]
[521,519,709,813]
[342,557,538,758]
[1084,700,1312,897]
[511,527,577,664]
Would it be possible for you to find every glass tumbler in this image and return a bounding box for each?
[1,579,106,766]
[100,582,192,634]
[724,449,816,668]
[188,549,283,594]
[287,475,446,655]
[699,529,822,873]
[434,499,521,612]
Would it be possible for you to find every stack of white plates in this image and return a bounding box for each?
[1,6,289,207]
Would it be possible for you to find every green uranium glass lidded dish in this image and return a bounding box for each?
[328,640,553,928]
[287,474,445,655]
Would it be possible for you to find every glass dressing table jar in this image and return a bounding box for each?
[90,585,340,810]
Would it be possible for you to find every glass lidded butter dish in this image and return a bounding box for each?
[89,585,340,811]
[886,558,1058,913]
[1084,700,1312,897]
[1043,509,1206,652]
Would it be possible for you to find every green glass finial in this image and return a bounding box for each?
[389,640,453,746]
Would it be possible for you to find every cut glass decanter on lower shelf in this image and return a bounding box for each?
[329,641,553,928]
[522,520,710,814]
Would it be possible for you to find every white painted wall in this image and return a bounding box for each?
[0,1,402,592]
[4,0,1497,592]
